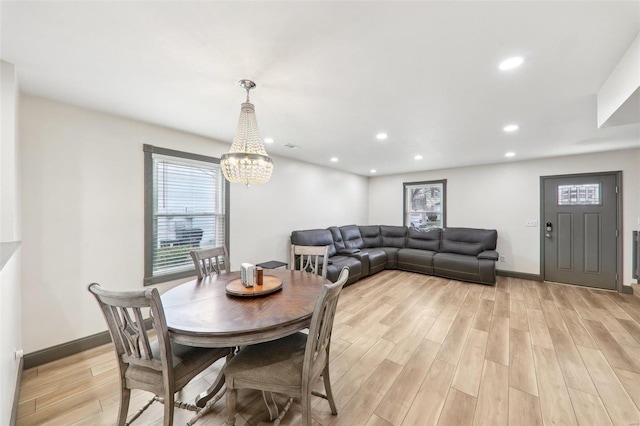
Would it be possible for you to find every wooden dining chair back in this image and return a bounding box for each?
[88,283,231,426]
[190,246,229,279]
[225,267,349,425]
[290,244,329,279]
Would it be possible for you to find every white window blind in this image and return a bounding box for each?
[144,145,228,284]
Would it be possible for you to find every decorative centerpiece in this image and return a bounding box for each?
[240,263,255,287]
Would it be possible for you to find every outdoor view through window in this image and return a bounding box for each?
[144,145,227,284]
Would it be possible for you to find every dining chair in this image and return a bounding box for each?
[290,244,329,279]
[190,246,229,279]
[224,266,349,426]
[88,283,232,426]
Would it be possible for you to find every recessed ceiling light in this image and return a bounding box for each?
[263,137,274,143]
[503,124,519,132]
[370,169,377,174]
[376,133,388,140]
[499,56,524,71]
[505,152,516,158]
[330,157,338,162]
[414,155,423,160]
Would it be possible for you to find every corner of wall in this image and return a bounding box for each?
[0,59,23,425]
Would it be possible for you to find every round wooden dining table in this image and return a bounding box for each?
[160,269,331,409]
[161,269,329,347]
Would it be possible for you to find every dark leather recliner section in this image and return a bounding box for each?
[397,228,441,274]
[290,228,362,285]
[433,227,499,284]
[357,225,387,275]
[291,225,498,286]
[334,225,386,276]
[379,225,407,269]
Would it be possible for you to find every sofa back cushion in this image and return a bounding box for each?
[328,226,345,254]
[407,228,441,251]
[380,225,408,248]
[340,225,364,250]
[291,229,337,257]
[441,227,498,256]
[359,225,382,248]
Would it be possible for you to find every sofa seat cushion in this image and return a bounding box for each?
[397,248,436,274]
[360,248,387,275]
[326,256,362,285]
[433,253,495,284]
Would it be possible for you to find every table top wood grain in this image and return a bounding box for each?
[161,269,329,348]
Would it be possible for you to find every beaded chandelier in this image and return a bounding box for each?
[220,80,273,187]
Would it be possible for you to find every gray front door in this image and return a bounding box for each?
[542,173,618,290]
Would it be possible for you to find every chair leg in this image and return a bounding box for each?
[226,387,237,425]
[323,364,338,415]
[301,391,312,426]
[116,388,131,426]
[163,391,174,426]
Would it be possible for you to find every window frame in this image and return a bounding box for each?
[403,179,447,229]
[143,144,230,285]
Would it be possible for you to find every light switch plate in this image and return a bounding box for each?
[526,220,538,227]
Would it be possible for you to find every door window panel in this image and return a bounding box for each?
[557,183,601,206]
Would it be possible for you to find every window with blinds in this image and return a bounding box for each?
[144,145,229,285]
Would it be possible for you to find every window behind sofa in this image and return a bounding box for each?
[143,145,229,285]
[403,179,447,230]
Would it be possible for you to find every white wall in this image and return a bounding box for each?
[1,61,21,242]
[369,149,640,285]
[0,60,22,424]
[19,94,368,353]
[229,155,368,268]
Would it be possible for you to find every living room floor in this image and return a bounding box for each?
[16,270,640,425]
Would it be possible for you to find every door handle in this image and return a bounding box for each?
[545,233,552,238]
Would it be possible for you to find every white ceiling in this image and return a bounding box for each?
[2,1,639,176]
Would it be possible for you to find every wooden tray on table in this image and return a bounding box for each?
[225,275,283,297]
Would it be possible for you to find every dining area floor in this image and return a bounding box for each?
[16,269,640,425]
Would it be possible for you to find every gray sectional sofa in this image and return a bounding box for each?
[290,225,499,286]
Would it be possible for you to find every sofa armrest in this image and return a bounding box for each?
[339,248,361,255]
[477,250,499,261]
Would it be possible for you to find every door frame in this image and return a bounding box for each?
[539,171,627,293]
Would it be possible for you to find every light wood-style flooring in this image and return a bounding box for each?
[17,270,640,425]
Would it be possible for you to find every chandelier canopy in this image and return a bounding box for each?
[220,80,273,187]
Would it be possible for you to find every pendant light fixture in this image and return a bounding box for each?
[220,79,274,187]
